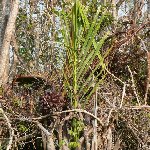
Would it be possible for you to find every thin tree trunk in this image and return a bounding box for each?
[93,89,98,150]
[9,32,18,81]
[0,0,8,48]
[0,0,19,86]
[112,0,117,20]
[50,0,55,71]
[34,27,40,71]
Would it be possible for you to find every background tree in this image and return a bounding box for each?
[0,0,19,86]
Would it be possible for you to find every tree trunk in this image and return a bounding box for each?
[9,32,18,81]
[112,0,117,20]
[0,0,19,86]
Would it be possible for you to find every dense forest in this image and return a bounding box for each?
[0,0,150,150]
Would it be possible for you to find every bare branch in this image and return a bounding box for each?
[106,68,124,85]
[120,83,126,108]
[54,109,104,126]
[112,22,149,51]
[105,68,126,108]
[107,126,113,150]
[127,66,141,106]
[106,108,113,126]
[0,108,14,150]
[145,52,150,104]
[113,138,121,150]
[35,121,56,150]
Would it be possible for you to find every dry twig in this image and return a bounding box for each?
[34,121,55,150]
[55,109,104,126]
[127,66,141,106]
[138,36,149,105]
[105,68,126,108]
[0,108,14,150]
[120,83,126,108]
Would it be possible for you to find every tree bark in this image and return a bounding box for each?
[0,0,19,86]
[9,32,18,81]
[112,0,117,20]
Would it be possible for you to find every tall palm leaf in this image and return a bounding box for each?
[59,0,112,108]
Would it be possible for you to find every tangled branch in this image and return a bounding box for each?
[0,108,14,150]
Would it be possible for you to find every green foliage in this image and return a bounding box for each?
[69,142,79,149]
[59,139,65,148]
[16,8,35,63]
[68,118,84,149]
[59,0,112,107]
[17,123,28,133]
[13,97,22,107]
[0,144,6,150]
[56,1,113,148]
[23,83,33,89]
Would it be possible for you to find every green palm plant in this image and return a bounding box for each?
[60,0,112,108]
[58,1,113,148]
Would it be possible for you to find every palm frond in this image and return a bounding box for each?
[59,1,112,107]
